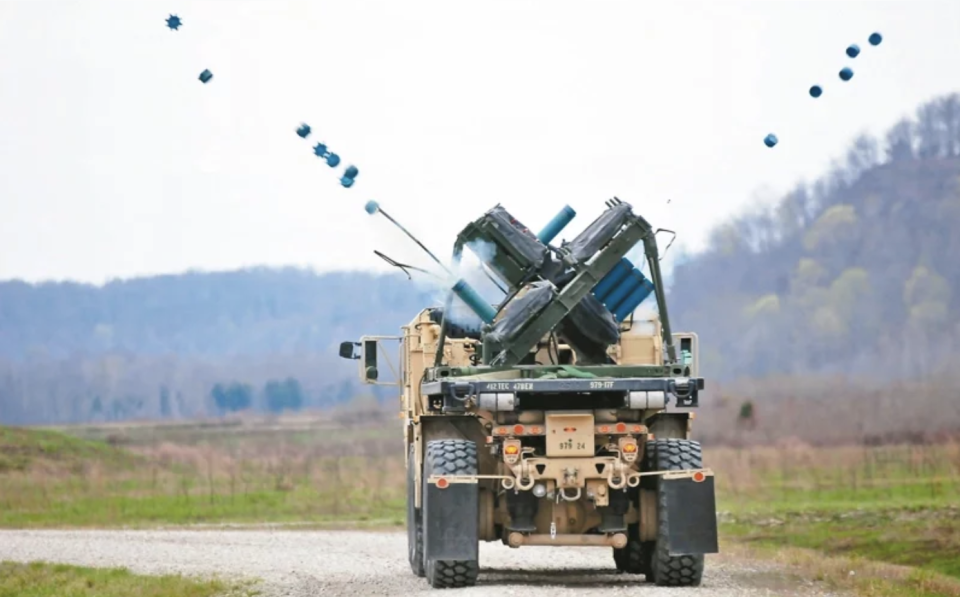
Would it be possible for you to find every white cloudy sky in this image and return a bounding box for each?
[2,0,959,284]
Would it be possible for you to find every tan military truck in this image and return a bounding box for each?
[340,198,717,588]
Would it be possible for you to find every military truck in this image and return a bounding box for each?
[339,198,718,589]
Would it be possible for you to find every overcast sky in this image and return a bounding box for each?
[2,0,959,284]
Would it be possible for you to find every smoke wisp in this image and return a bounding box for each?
[408,238,505,332]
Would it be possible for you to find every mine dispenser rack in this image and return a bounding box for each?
[434,198,677,370]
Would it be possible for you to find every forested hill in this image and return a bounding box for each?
[0,268,431,359]
[0,269,434,424]
[669,92,960,380]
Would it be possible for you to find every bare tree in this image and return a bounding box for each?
[845,133,881,176]
[885,117,915,162]
[935,93,960,157]
[914,101,944,159]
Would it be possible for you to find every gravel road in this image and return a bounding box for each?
[0,529,846,596]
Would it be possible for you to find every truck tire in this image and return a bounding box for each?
[422,439,480,589]
[407,443,425,577]
[612,522,646,574]
[645,439,706,587]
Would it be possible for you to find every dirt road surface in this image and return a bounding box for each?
[0,529,845,596]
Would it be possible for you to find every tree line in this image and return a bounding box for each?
[0,352,389,425]
[211,378,305,414]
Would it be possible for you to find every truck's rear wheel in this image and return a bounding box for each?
[644,439,706,587]
[407,443,425,577]
[612,522,647,575]
[422,439,480,589]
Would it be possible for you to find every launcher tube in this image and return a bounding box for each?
[536,205,577,244]
[452,279,497,324]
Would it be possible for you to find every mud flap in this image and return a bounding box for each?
[423,479,479,561]
[662,476,719,555]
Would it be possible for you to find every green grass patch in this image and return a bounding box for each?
[723,540,960,597]
[0,426,137,473]
[49,417,387,450]
[1,421,404,529]
[718,481,960,517]
[712,443,960,595]
[0,483,404,528]
[0,426,406,528]
[0,561,253,597]
[715,443,960,516]
[0,464,405,528]
[724,507,960,583]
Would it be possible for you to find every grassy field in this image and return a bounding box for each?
[713,442,960,513]
[2,415,959,595]
[0,561,253,597]
[711,442,960,597]
[1,416,405,528]
[0,426,137,473]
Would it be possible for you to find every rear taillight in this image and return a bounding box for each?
[619,437,639,463]
[503,439,521,464]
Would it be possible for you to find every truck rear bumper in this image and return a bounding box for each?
[506,532,628,548]
[425,467,714,492]
[425,468,719,553]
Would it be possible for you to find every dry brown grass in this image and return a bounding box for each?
[695,373,960,447]
[710,440,960,497]
[1,419,406,527]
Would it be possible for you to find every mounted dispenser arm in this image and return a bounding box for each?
[432,199,678,369]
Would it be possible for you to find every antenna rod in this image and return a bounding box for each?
[365,200,451,275]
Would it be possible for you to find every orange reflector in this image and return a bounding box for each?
[496,427,508,435]
[436,477,449,489]
[693,471,705,483]
[622,442,638,453]
[513,424,525,435]
[599,425,610,433]
[530,426,543,435]
[615,422,627,433]
[564,427,577,433]
[504,444,520,455]
[631,425,642,433]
